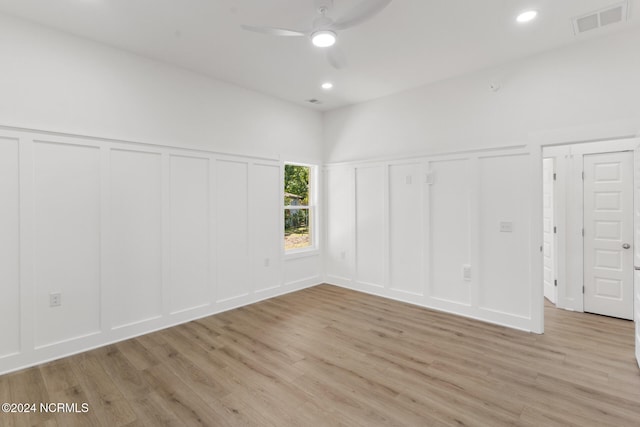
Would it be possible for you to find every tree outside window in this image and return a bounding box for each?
[284,164,313,251]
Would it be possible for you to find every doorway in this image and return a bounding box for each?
[543,139,636,320]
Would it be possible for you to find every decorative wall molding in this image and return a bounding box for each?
[324,145,542,333]
[0,126,321,375]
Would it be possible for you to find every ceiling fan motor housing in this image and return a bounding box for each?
[241,0,393,68]
[314,0,334,14]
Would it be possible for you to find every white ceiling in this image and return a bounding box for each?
[0,0,637,111]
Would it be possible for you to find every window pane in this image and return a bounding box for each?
[284,208,311,250]
[284,165,309,206]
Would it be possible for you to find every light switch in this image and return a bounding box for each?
[405,175,412,185]
[500,221,513,233]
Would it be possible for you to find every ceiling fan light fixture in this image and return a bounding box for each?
[516,10,538,23]
[311,30,337,47]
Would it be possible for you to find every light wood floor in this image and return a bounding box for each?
[1,285,639,426]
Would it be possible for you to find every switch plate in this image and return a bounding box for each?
[49,292,62,307]
[500,221,513,233]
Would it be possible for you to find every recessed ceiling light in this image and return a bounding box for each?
[311,30,337,48]
[517,10,538,23]
[321,82,333,90]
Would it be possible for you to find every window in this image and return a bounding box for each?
[284,163,315,251]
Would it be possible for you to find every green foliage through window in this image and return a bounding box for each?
[284,164,309,205]
[284,164,312,251]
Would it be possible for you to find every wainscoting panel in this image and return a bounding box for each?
[429,158,472,305]
[33,140,102,347]
[284,254,321,287]
[355,165,386,289]
[324,166,353,283]
[0,137,20,358]
[478,154,531,318]
[252,162,282,293]
[168,154,211,314]
[215,159,250,303]
[388,162,423,296]
[109,148,163,329]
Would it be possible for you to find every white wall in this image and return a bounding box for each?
[325,146,540,332]
[0,13,324,375]
[324,27,640,163]
[0,13,322,163]
[323,26,640,333]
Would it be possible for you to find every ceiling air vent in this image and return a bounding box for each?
[573,1,628,35]
[307,99,323,105]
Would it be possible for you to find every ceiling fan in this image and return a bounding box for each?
[241,0,392,69]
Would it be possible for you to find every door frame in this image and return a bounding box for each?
[542,138,639,316]
[542,157,557,304]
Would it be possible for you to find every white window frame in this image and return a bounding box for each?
[283,162,317,255]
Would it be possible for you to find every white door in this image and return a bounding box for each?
[583,151,634,320]
[542,158,557,304]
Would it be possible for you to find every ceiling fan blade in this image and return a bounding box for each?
[326,46,347,69]
[331,0,392,30]
[241,24,306,37]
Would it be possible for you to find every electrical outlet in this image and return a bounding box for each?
[462,265,471,281]
[340,251,346,260]
[425,172,435,185]
[49,292,62,307]
[264,258,270,267]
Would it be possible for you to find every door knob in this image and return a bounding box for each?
[622,243,631,249]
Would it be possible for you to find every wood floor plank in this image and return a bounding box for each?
[93,345,152,401]
[141,365,232,427]
[45,385,102,427]
[291,372,410,426]
[152,342,235,400]
[115,339,161,371]
[70,352,137,426]
[0,373,16,427]
[215,375,310,427]
[126,391,187,427]
[1,284,639,426]
[8,368,55,427]
[39,359,80,393]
